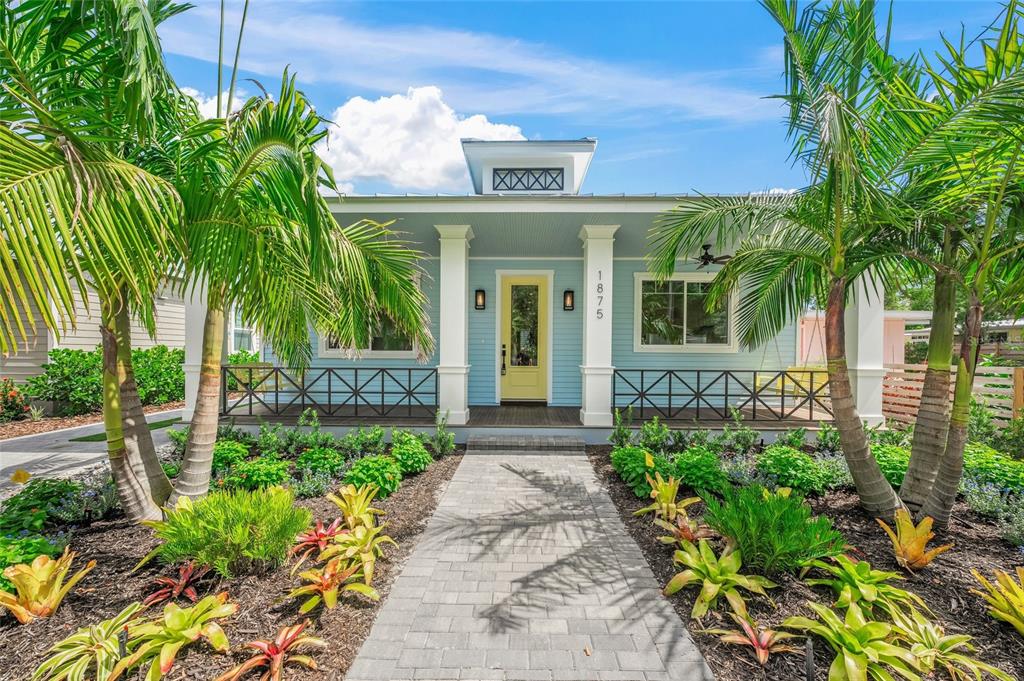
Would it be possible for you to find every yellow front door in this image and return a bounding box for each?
[500,275,548,402]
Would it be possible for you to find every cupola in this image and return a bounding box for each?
[461,138,597,195]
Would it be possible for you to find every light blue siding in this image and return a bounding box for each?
[467,259,584,406]
[611,260,798,370]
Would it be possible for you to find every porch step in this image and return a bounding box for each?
[465,434,586,455]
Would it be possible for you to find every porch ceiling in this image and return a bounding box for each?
[332,209,673,258]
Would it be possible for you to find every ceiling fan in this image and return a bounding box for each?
[696,244,732,269]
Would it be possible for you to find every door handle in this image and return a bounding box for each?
[501,344,506,375]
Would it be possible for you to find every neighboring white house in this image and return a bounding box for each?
[189,138,887,434]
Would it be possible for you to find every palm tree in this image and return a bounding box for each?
[1,0,186,519]
[650,0,904,515]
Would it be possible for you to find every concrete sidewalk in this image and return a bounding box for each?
[0,409,181,495]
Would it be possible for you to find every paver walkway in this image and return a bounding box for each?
[347,450,713,681]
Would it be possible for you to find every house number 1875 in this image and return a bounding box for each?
[595,270,604,319]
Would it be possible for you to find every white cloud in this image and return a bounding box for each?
[159,4,780,124]
[181,87,246,119]
[317,86,524,193]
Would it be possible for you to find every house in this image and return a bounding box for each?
[800,310,933,366]
[195,139,888,439]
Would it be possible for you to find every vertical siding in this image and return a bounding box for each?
[611,260,798,370]
[467,259,583,406]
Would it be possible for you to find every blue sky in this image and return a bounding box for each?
[158,1,1004,195]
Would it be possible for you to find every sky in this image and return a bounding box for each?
[158,0,1005,196]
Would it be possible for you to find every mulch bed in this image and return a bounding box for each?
[0,452,463,681]
[0,401,185,441]
[588,445,1024,681]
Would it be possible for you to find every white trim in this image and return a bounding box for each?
[493,269,555,404]
[632,271,739,354]
[469,256,584,261]
[317,335,418,361]
[330,197,683,214]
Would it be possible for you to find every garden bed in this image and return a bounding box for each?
[0,452,463,680]
[0,401,185,441]
[588,445,1024,681]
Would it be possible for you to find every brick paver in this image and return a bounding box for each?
[346,450,713,681]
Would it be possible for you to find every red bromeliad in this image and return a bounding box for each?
[143,561,210,606]
[704,613,799,666]
[214,620,327,681]
[289,519,346,575]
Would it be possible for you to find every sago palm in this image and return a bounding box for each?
[649,0,904,515]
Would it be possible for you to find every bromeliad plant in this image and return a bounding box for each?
[782,602,922,681]
[327,484,385,530]
[971,567,1024,637]
[31,602,145,681]
[653,498,714,546]
[890,607,1014,681]
[289,519,347,575]
[318,523,397,587]
[288,558,379,613]
[663,539,776,620]
[807,555,927,616]
[143,561,210,606]
[214,620,327,681]
[107,593,236,681]
[0,548,96,624]
[633,473,689,521]
[702,612,800,666]
[877,509,953,572]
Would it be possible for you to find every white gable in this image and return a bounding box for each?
[461,138,597,195]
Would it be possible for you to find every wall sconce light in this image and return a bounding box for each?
[475,289,486,310]
[563,289,575,311]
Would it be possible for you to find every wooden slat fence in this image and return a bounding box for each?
[883,364,1024,428]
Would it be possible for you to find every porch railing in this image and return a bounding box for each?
[220,365,438,418]
[613,369,833,422]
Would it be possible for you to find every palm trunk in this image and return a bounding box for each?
[825,279,901,516]
[172,300,225,500]
[900,270,956,509]
[113,300,173,505]
[920,295,982,527]
[100,305,161,522]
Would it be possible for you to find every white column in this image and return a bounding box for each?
[436,225,474,425]
[182,282,208,423]
[579,225,619,426]
[845,275,886,426]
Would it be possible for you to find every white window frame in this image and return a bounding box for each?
[227,306,259,355]
[318,329,419,361]
[633,271,739,354]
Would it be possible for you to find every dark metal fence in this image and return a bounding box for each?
[220,365,438,419]
[612,369,832,422]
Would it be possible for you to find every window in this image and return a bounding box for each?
[231,307,254,352]
[320,317,416,358]
[492,168,564,191]
[634,273,736,352]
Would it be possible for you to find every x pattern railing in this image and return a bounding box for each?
[613,369,832,422]
[221,366,438,418]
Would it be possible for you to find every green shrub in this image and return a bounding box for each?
[0,377,30,422]
[871,444,910,487]
[722,409,759,455]
[167,427,188,458]
[968,397,999,447]
[25,346,183,415]
[756,445,828,495]
[162,462,180,479]
[217,423,256,446]
[867,422,913,448]
[0,534,65,592]
[703,485,845,575]
[815,454,854,490]
[688,428,726,455]
[48,472,119,525]
[610,446,674,498]
[422,412,456,457]
[993,414,1024,459]
[340,426,387,459]
[221,456,291,490]
[963,443,1024,493]
[146,487,311,577]
[255,422,286,457]
[295,446,347,476]
[610,407,634,448]
[637,417,671,456]
[776,427,807,450]
[673,446,729,493]
[997,501,1024,546]
[212,440,250,472]
[390,430,432,475]
[815,422,842,455]
[343,456,403,498]
[0,478,83,535]
[961,478,1013,518]
[289,469,333,499]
